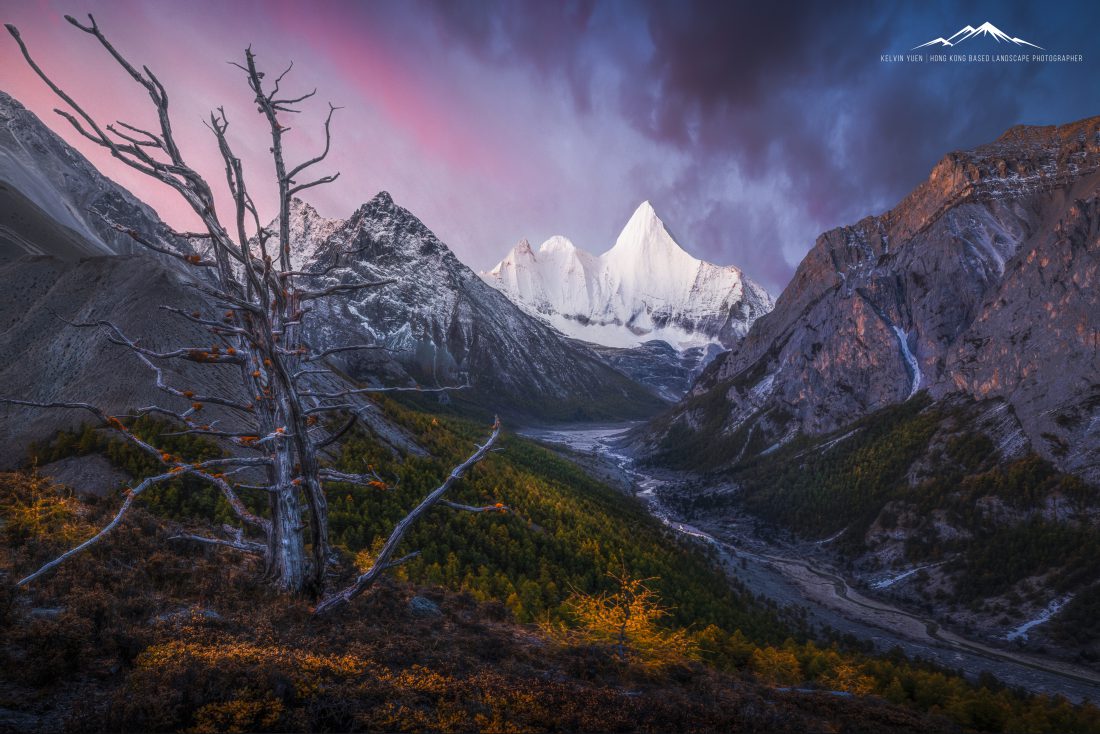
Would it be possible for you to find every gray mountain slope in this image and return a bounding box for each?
[0,90,192,259]
[0,255,419,468]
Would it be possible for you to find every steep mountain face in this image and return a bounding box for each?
[647,116,1100,481]
[287,196,665,421]
[0,90,189,260]
[480,201,773,351]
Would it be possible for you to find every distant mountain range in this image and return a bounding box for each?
[0,89,663,462]
[281,195,663,420]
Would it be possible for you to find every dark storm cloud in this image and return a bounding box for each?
[426,0,602,112]
[425,0,1100,292]
[11,0,1092,295]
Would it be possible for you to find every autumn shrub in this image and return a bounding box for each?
[546,568,699,677]
[0,468,95,547]
[750,646,803,687]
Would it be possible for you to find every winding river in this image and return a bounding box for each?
[522,423,1100,704]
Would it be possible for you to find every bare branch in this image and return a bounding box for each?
[303,403,358,415]
[319,468,387,487]
[288,173,340,196]
[113,119,164,146]
[102,217,216,267]
[439,500,509,514]
[279,242,375,280]
[296,279,395,301]
[51,316,254,416]
[107,123,162,149]
[302,344,385,362]
[314,414,356,450]
[167,229,214,240]
[301,382,469,399]
[169,531,265,554]
[292,368,330,380]
[314,419,502,615]
[17,469,176,587]
[383,551,420,570]
[157,306,253,338]
[271,60,294,93]
[181,280,263,313]
[287,103,340,178]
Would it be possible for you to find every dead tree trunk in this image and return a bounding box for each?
[3,15,505,602]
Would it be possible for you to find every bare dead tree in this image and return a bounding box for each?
[3,16,506,611]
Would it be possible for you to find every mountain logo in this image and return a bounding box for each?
[912,22,1044,51]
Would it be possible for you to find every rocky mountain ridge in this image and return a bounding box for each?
[645,115,1100,482]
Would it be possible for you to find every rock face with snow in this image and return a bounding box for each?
[286,196,665,421]
[581,340,723,403]
[646,116,1100,482]
[480,202,773,351]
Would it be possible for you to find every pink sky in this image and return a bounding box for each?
[2,0,582,272]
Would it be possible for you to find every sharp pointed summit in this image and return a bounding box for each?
[492,238,534,268]
[607,200,689,259]
[480,201,773,351]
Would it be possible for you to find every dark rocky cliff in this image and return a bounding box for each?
[645,116,1100,481]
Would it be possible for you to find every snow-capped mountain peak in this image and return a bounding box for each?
[540,235,580,254]
[480,201,773,350]
[488,239,534,273]
[287,198,343,270]
[607,200,688,258]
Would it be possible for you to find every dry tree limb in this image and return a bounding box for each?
[4,17,502,598]
[16,469,176,587]
[313,419,502,615]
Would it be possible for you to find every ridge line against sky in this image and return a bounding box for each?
[2,0,1097,294]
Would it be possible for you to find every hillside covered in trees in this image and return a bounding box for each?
[5,399,1100,732]
[665,395,1100,661]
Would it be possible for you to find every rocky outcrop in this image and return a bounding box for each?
[582,340,723,402]
[646,116,1100,481]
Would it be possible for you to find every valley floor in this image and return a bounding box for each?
[522,424,1100,704]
